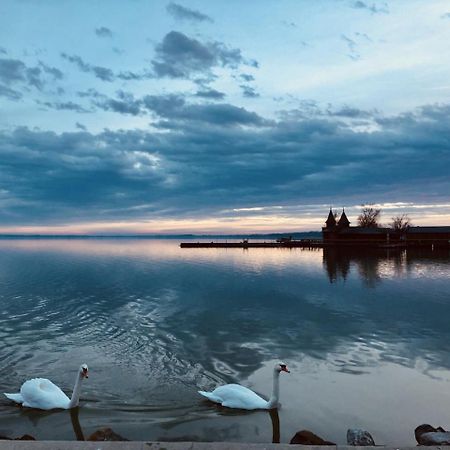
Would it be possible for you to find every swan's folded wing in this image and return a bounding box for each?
[20,378,70,410]
[209,384,269,410]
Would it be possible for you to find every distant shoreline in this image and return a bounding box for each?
[0,232,321,240]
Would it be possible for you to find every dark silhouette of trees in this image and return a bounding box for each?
[357,205,381,227]
[390,214,412,231]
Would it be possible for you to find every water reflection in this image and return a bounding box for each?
[70,408,84,441]
[0,239,449,444]
[269,409,280,443]
[323,246,450,285]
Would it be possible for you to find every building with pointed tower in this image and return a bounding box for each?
[323,208,361,241]
[337,209,350,228]
[322,208,450,246]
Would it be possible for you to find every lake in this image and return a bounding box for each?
[0,239,449,444]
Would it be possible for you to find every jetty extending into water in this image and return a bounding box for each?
[179,239,447,249]
[180,239,324,248]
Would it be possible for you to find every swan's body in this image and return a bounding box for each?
[4,364,88,410]
[199,363,289,410]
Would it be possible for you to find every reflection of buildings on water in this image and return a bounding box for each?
[323,246,450,285]
[323,247,387,286]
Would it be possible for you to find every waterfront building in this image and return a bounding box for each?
[322,209,450,247]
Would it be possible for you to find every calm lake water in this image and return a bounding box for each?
[0,239,449,444]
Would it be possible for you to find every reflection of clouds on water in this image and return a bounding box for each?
[0,240,449,442]
[1,242,450,382]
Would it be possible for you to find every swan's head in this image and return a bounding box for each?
[276,362,290,373]
[80,363,89,379]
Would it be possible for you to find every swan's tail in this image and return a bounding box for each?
[4,392,24,404]
[198,390,221,403]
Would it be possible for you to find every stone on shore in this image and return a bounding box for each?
[0,434,36,440]
[347,428,375,446]
[88,427,129,441]
[290,429,336,445]
[415,424,450,445]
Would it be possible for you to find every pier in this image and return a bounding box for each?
[180,239,324,248]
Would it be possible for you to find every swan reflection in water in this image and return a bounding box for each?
[70,407,84,441]
[269,409,280,443]
[14,405,85,440]
[205,402,281,444]
[69,404,281,444]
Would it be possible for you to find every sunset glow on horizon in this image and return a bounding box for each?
[1,203,449,235]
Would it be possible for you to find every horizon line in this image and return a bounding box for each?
[0,231,320,238]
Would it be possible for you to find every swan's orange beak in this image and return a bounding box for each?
[281,366,290,373]
[82,368,89,379]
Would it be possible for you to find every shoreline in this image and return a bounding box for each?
[0,443,438,449]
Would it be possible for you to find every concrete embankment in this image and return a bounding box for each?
[0,443,441,450]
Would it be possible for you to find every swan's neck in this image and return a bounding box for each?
[267,369,280,409]
[68,373,83,408]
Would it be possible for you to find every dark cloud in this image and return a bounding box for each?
[116,70,151,81]
[95,26,113,38]
[0,57,62,94]
[61,53,115,82]
[26,66,45,90]
[239,73,255,82]
[0,58,29,85]
[151,31,250,79]
[0,102,448,225]
[93,90,142,116]
[76,88,264,125]
[0,47,7,55]
[240,85,260,98]
[328,105,378,119]
[441,12,450,19]
[142,94,268,127]
[61,53,151,82]
[193,75,218,87]
[77,88,104,99]
[75,122,87,131]
[0,84,22,100]
[39,61,64,80]
[37,100,91,113]
[194,88,225,100]
[166,3,213,23]
[90,66,114,82]
[350,1,389,14]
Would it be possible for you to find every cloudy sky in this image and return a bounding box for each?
[1,0,449,234]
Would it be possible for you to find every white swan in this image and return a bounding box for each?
[4,364,89,410]
[199,362,290,410]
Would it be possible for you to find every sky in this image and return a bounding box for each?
[0,0,449,234]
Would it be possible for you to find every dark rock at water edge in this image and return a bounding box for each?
[415,424,450,445]
[347,428,375,446]
[88,427,129,441]
[290,429,336,445]
[0,434,36,440]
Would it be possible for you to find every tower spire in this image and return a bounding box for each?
[338,208,350,227]
[325,207,336,228]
